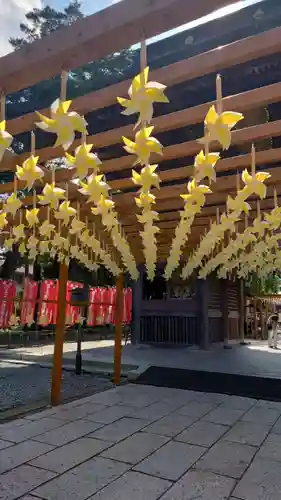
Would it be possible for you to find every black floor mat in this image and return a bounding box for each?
[134,366,281,401]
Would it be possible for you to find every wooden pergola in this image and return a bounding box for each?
[0,0,281,404]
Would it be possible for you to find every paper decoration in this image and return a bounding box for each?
[13,224,25,242]
[38,183,65,209]
[117,67,168,126]
[26,208,39,227]
[36,99,87,151]
[0,120,13,163]
[200,105,244,150]
[4,193,22,217]
[65,143,101,179]
[16,155,44,190]
[194,150,219,184]
[54,200,76,226]
[0,212,8,230]
[39,221,55,238]
[123,127,163,165]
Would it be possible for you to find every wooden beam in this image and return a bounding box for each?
[114,273,124,385]
[0,0,230,94]
[7,26,281,136]
[51,262,68,406]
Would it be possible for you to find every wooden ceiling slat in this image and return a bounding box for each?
[0,0,230,94]
[6,29,281,137]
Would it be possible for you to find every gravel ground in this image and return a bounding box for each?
[0,360,114,413]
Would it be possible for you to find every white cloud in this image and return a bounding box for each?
[0,0,42,56]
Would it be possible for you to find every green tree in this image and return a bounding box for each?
[245,272,280,296]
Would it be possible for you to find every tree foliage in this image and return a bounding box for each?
[245,272,280,296]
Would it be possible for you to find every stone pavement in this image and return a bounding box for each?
[3,339,281,379]
[1,384,281,499]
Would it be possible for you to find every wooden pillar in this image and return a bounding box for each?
[239,279,247,345]
[253,297,258,338]
[131,266,143,345]
[51,262,68,406]
[198,279,209,349]
[114,273,124,385]
[222,279,231,349]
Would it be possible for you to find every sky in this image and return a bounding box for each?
[0,0,262,57]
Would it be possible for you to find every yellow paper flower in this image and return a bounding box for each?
[65,143,101,179]
[123,127,162,165]
[54,200,76,226]
[27,235,38,250]
[117,67,168,126]
[241,169,271,199]
[26,208,39,227]
[0,211,8,230]
[39,240,50,254]
[201,105,244,150]
[132,164,160,191]
[265,207,281,230]
[13,224,25,241]
[4,238,14,250]
[180,179,211,208]
[80,174,110,204]
[227,196,251,214]
[39,221,55,238]
[19,241,26,256]
[16,155,44,190]
[69,218,85,235]
[4,193,22,217]
[0,121,13,163]
[194,150,219,183]
[36,99,87,151]
[9,314,19,327]
[135,192,156,210]
[251,217,269,237]
[38,183,65,210]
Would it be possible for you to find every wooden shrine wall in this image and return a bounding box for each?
[133,273,240,346]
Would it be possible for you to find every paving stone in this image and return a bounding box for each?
[0,464,56,500]
[196,440,256,479]
[50,403,107,421]
[219,396,256,410]
[24,408,58,421]
[199,393,230,404]
[89,417,149,443]
[34,419,103,446]
[118,393,160,408]
[202,407,247,426]
[0,440,12,451]
[255,400,281,410]
[33,457,129,500]
[270,415,281,434]
[134,440,205,481]
[0,440,54,474]
[89,470,171,500]
[29,437,113,473]
[85,405,135,424]
[0,418,64,443]
[175,420,229,448]
[241,407,280,425]
[101,431,169,464]
[160,469,236,500]
[130,401,182,422]
[234,457,281,500]
[256,433,281,462]
[142,412,195,437]
[223,421,271,447]
[177,401,218,418]
[81,389,124,407]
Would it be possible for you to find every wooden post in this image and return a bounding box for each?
[51,262,68,406]
[198,279,209,349]
[114,273,124,385]
[131,266,143,345]
[239,279,247,345]
[253,297,258,338]
[222,279,231,349]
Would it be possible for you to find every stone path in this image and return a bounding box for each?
[1,383,281,499]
